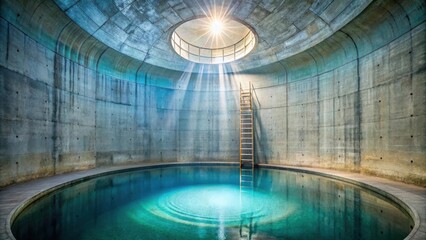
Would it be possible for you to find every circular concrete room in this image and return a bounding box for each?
[0,0,425,239]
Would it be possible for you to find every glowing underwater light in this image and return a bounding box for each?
[130,184,296,227]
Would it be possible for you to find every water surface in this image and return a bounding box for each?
[12,166,413,239]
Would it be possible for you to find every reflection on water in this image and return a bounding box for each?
[12,166,413,240]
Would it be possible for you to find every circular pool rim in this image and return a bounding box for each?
[5,162,422,240]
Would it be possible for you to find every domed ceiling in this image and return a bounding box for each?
[53,0,372,72]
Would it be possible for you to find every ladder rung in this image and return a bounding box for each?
[240,183,253,187]
[241,172,253,176]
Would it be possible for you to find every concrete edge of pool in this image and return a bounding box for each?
[0,162,424,240]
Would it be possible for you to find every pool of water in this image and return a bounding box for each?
[12,165,413,239]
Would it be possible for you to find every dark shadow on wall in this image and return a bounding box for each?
[251,85,270,164]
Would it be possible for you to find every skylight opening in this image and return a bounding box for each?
[171,17,256,65]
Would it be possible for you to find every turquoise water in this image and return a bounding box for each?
[12,166,413,240]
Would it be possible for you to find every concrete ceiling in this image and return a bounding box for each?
[53,0,372,72]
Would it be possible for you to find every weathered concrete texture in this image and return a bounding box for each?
[245,0,426,186]
[0,18,240,187]
[49,0,372,72]
[0,0,425,188]
[0,27,240,186]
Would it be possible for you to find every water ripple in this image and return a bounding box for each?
[134,184,295,227]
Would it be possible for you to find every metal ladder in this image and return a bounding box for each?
[239,83,254,190]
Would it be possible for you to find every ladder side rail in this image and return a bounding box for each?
[239,84,242,168]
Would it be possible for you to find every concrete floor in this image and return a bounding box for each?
[0,163,424,240]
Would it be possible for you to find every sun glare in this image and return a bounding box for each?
[210,19,224,35]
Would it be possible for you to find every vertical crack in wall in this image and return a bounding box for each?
[306,51,321,166]
[339,30,361,170]
[52,54,63,174]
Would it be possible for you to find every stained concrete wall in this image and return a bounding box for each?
[0,24,240,185]
[0,0,240,186]
[245,0,426,186]
[0,0,425,187]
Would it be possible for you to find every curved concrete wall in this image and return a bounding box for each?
[0,0,425,186]
[247,0,426,185]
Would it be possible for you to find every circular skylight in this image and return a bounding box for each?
[171,17,256,64]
